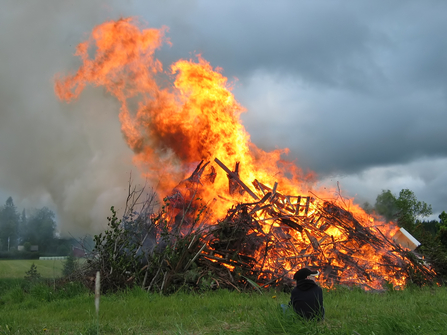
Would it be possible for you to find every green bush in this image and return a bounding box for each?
[62,253,78,277]
[24,263,41,283]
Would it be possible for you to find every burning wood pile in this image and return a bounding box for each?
[82,158,433,294]
[54,19,436,294]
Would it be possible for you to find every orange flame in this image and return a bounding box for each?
[55,18,416,290]
[55,18,314,199]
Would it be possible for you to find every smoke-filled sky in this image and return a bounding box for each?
[1,0,446,236]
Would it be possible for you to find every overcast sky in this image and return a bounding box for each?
[1,0,446,235]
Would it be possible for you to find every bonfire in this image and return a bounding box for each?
[55,18,435,292]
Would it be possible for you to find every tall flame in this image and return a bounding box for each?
[55,18,416,289]
[55,18,314,199]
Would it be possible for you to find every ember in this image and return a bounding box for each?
[55,18,435,292]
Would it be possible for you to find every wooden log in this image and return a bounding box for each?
[228,162,245,195]
[186,160,210,184]
[248,192,272,215]
[214,158,259,200]
[304,197,311,215]
[271,182,278,199]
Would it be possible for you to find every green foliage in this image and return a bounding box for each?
[62,252,78,277]
[373,189,447,283]
[396,189,432,230]
[374,189,432,231]
[439,211,447,225]
[0,197,20,252]
[22,207,56,253]
[417,219,438,236]
[374,190,398,222]
[90,206,147,292]
[24,263,41,283]
[436,211,447,249]
[0,197,67,256]
[411,223,447,283]
[86,197,219,294]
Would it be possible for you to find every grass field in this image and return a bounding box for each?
[1,260,447,334]
[0,259,65,279]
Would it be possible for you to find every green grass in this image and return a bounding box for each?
[0,282,446,334]
[0,259,65,279]
[1,261,446,334]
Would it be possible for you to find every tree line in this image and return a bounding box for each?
[364,188,447,280]
[364,188,446,241]
[0,196,74,257]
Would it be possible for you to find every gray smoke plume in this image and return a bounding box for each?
[0,1,143,236]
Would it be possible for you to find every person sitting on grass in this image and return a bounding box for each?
[289,267,325,321]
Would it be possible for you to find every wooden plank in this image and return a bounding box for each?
[214,158,259,200]
[304,197,311,215]
[294,196,302,215]
[271,182,278,199]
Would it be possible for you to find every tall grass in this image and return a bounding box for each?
[0,282,446,334]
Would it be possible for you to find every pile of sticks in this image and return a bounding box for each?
[76,158,436,294]
[158,158,435,291]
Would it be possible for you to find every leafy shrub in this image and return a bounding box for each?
[62,252,78,277]
[24,263,41,283]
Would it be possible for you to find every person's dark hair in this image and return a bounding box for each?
[293,268,319,281]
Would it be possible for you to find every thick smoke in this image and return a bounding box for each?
[0,1,142,236]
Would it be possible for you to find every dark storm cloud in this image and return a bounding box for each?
[145,1,384,91]
[134,0,447,171]
[132,0,447,213]
[1,0,446,237]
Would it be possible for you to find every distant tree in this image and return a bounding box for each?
[439,211,447,226]
[23,207,56,253]
[416,219,439,236]
[413,210,447,282]
[374,190,399,222]
[0,197,20,251]
[374,189,432,232]
[436,211,447,248]
[18,209,27,245]
[395,189,432,230]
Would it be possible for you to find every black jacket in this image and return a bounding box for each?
[289,279,324,320]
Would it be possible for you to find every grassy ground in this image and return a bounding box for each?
[1,281,446,334]
[0,259,65,279]
[1,260,446,334]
